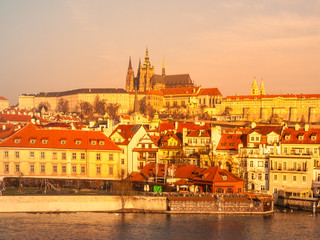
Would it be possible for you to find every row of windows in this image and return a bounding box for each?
[4,164,114,175]
[13,138,106,146]
[3,151,114,161]
[273,174,307,182]
[187,138,210,144]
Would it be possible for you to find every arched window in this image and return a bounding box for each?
[227,188,233,193]
[216,188,223,193]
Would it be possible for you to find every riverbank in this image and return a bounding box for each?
[0,194,273,214]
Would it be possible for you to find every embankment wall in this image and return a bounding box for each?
[0,195,167,213]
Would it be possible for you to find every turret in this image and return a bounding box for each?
[251,77,259,95]
[259,79,265,95]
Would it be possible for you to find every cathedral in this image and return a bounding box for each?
[126,48,194,92]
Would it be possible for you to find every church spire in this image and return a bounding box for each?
[128,56,132,70]
[251,77,259,95]
[162,58,166,77]
[259,79,265,95]
[144,46,150,67]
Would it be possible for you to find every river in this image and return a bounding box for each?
[0,209,319,240]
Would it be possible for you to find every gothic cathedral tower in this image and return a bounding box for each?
[138,47,155,92]
[126,57,135,92]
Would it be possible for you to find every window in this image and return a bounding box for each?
[15,164,20,172]
[91,140,97,145]
[109,154,113,161]
[40,152,45,159]
[72,153,77,160]
[293,175,297,182]
[53,165,57,173]
[30,151,34,159]
[283,147,288,154]
[62,166,66,173]
[293,162,297,170]
[238,188,242,193]
[81,166,86,174]
[283,175,287,181]
[53,152,57,160]
[121,159,125,165]
[258,161,263,167]
[96,166,101,174]
[41,165,45,173]
[265,161,268,168]
[251,173,255,180]
[42,139,48,144]
[258,174,262,180]
[60,140,66,145]
[283,162,287,170]
[4,164,9,172]
[273,174,278,180]
[303,176,307,182]
[4,151,9,158]
[75,140,81,145]
[29,139,36,144]
[14,138,21,143]
[314,148,318,155]
[96,153,101,161]
[72,165,77,173]
[15,151,20,159]
[30,164,34,173]
[62,152,66,160]
[261,185,266,191]
[99,141,105,146]
[109,166,114,175]
[81,153,85,160]
[250,161,253,167]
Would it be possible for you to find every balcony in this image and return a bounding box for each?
[271,167,308,172]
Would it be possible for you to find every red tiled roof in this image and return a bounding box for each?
[110,124,141,141]
[216,134,244,150]
[162,87,200,96]
[0,123,121,151]
[0,114,47,123]
[0,97,8,101]
[187,129,210,137]
[248,126,282,135]
[146,90,163,96]
[281,128,320,144]
[198,88,222,96]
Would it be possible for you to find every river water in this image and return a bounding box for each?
[0,209,319,240]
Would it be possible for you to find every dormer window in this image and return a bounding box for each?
[99,141,105,146]
[29,139,36,144]
[75,140,82,145]
[14,138,21,144]
[222,175,227,181]
[60,139,67,145]
[298,134,304,141]
[311,134,317,141]
[42,139,48,144]
[91,140,97,145]
[285,135,290,140]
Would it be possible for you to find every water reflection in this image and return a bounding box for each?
[0,211,319,240]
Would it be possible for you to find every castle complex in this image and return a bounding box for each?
[126,48,194,92]
[14,49,320,123]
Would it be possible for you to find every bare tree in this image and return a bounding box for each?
[57,98,69,114]
[37,101,51,113]
[106,103,120,120]
[80,101,93,116]
[94,96,106,115]
[114,169,133,211]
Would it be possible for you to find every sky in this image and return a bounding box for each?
[1,0,320,105]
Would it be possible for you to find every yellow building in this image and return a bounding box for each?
[19,88,132,114]
[205,79,320,123]
[0,96,9,111]
[0,123,122,179]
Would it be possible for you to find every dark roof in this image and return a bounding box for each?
[22,88,127,98]
[164,74,193,88]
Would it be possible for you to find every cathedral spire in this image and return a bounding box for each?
[128,56,132,70]
[251,77,259,95]
[259,79,265,95]
[162,58,166,77]
[144,46,150,67]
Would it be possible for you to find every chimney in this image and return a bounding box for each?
[305,124,309,132]
[251,122,256,129]
[2,125,6,130]
[295,124,300,131]
[175,121,178,130]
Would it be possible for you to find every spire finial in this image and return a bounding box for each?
[128,56,132,70]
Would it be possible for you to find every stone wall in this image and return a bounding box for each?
[0,195,167,213]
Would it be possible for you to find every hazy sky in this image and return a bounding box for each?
[1,0,320,105]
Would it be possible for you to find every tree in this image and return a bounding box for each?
[80,101,93,116]
[106,103,120,120]
[222,106,232,116]
[37,101,51,113]
[114,169,133,211]
[94,96,106,115]
[57,98,69,114]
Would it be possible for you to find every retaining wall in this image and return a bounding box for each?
[0,195,167,213]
